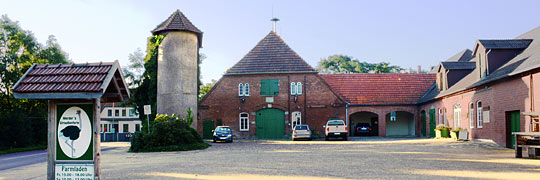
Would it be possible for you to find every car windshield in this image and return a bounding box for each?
[295,125,308,130]
[357,123,370,127]
[216,127,231,133]
[328,121,344,126]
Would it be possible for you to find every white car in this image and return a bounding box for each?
[292,125,312,141]
[324,120,348,141]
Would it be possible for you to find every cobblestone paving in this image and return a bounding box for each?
[1,137,539,180]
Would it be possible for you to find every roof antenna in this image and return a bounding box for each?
[270,4,279,33]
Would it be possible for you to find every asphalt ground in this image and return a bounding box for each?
[1,138,540,180]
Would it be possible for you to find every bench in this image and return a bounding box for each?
[513,132,540,158]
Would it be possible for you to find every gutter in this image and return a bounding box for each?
[224,71,318,76]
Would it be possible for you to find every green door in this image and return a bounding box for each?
[510,111,521,149]
[429,109,436,137]
[203,120,215,139]
[256,109,285,139]
[421,111,427,136]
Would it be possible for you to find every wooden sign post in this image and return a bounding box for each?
[12,61,130,180]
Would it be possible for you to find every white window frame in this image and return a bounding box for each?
[291,111,302,130]
[291,82,297,95]
[238,83,244,96]
[453,104,461,128]
[443,108,447,126]
[297,82,302,95]
[244,83,250,96]
[438,108,443,125]
[469,103,475,128]
[239,113,249,131]
[477,101,483,128]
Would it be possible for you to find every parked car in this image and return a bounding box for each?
[355,123,372,136]
[324,120,348,141]
[292,124,312,141]
[213,126,233,143]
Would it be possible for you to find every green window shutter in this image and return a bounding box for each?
[260,79,279,96]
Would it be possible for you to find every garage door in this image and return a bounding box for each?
[256,108,285,139]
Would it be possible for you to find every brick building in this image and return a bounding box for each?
[198,31,434,139]
[418,26,540,147]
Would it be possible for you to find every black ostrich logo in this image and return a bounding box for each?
[60,110,82,158]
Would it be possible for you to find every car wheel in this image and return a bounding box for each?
[213,139,216,143]
[343,136,348,141]
[292,138,296,141]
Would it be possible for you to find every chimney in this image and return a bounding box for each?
[417,65,421,74]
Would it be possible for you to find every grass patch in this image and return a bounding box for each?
[0,145,47,155]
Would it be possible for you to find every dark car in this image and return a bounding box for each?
[355,123,372,136]
[213,126,233,143]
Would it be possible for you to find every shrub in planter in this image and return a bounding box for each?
[434,125,450,138]
[130,113,210,152]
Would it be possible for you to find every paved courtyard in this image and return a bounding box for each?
[1,137,540,180]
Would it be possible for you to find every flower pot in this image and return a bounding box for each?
[450,131,459,140]
[440,129,449,138]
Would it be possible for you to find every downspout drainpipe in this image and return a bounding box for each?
[346,103,350,135]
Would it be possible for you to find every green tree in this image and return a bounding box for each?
[317,55,404,74]
[198,79,217,101]
[123,48,145,88]
[0,15,69,149]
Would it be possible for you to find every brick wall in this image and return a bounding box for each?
[198,73,345,139]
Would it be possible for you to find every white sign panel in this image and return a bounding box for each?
[55,164,94,180]
[144,105,151,115]
[58,106,92,159]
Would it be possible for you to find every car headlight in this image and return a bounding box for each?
[227,134,232,137]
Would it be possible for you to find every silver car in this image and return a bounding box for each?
[292,125,312,141]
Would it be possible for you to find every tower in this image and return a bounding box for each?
[152,9,202,128]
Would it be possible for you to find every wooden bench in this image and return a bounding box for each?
[513,132,540,158]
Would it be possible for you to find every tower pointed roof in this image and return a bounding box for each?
[225,31,316,75]
[152,9,203,47]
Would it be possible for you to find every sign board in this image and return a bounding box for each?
[144,105,151,115]
[458,129,469,140]
[55,163,94,180]
[56,104,93,161]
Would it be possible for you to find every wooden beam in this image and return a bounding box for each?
[111,76,124,102]
[93,98,101,180]
[47,100,56,180]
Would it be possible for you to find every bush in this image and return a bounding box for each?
[129,114,209,152]
[450,128,462,133]
[435,125,450,131]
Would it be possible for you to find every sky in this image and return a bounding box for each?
[2,0,540,84]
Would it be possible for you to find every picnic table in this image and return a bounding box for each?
[512,132,540,158]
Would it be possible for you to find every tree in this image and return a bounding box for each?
[198,79,217,101]
[123,48,145,88]
[317,55,404,74]
[0,15,69,149]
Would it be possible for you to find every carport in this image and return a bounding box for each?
[349,111,379,136]
[385,111,414,136]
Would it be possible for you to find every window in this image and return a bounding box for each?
[239,113,249,131]
[107,109,112,117]
[104,124,108,132]
[443,108,447,126]
[115,109,119,117]
[135,124,140,132]
[438,108,443,125]
[123,124,129,133]
[291,82,297,95]
[453,104,461,128]
[129,109,135,117]
[297,82,302,95]
[244,83,250,96]
[238,83,244,96]
[477,101,483,128]
[469,103,475,128]
[260,79,279,96]
[122,109,126,117]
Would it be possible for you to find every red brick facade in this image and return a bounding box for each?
[198,73,346,138]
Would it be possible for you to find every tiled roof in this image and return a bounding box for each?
[440,62,476,70]
[152,9,203,47]
[478,39,532,49]
[225,31,316,75]
[419,26,540,103]
[13,61,129,101]
[321,73,435,104]
[14,63,111,93]
[446,49,473,62]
